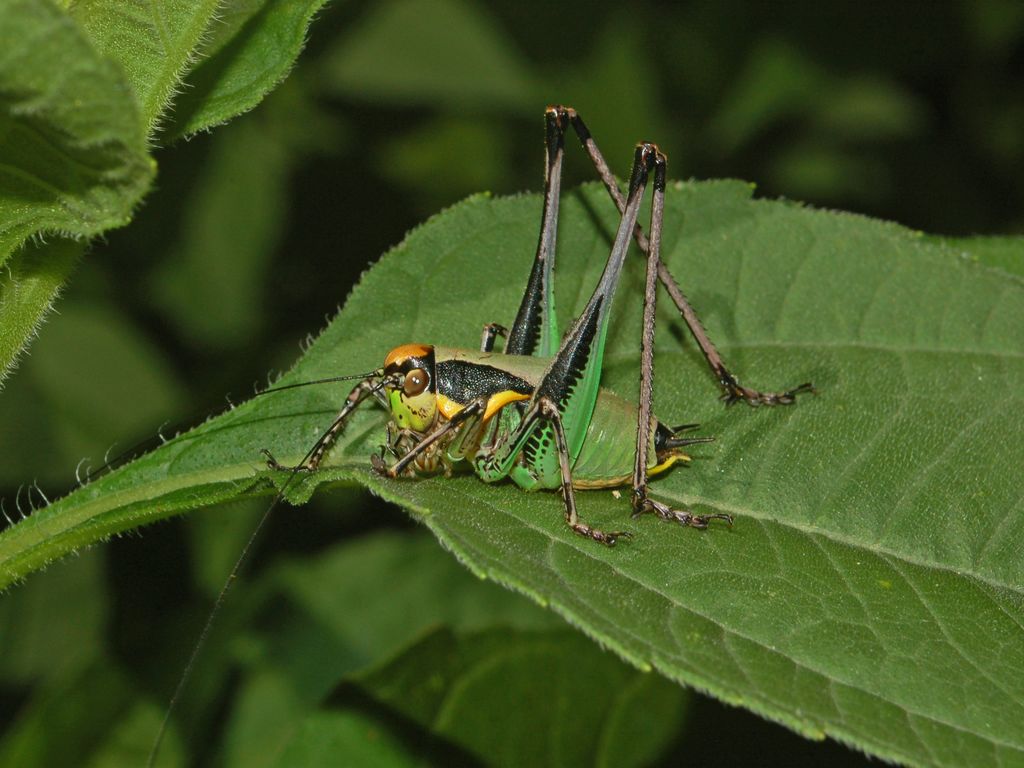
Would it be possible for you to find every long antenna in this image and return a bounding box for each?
[253,371,378,396]
[147,374,383,766]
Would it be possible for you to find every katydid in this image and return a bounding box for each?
[263,105,813,544]
[149,106,811,764]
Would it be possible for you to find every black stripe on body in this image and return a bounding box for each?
[506,110,564,357]
[654,422,674,453]
[506,252,547,356]
[435,360,534,406]
[522,297,603,467]
[534,296,602,408]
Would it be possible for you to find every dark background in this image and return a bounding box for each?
[1,0,1021,764]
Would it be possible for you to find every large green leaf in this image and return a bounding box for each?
[1,180,1022,765]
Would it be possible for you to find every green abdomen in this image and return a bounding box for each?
[570,389,659,488]
[509,388,659,491]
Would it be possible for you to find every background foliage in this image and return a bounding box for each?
[0,0,1022,765]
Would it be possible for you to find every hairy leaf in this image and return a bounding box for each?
[0,241,81,386]
[928,235,1024,280]
[0,0,152,267]
[0,0,324,380]
[0,0,150,377]
[1,181,1022,765]
[67,0,221,133]
[167,0,330,139]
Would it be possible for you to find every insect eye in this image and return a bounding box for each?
[403,368,429,397]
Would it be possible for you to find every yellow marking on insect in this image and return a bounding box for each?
[435,390,530,422]
[649,451,691,477]
[435,393,462,420]
[572,451,690,490]
[573,475,629,490]
[384,343,432,368]
[483,390,530,420]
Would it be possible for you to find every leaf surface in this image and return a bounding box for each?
[0,0,152,269]
[166,0,330,138]
[2,181,1022,765]
[0,241,81,386]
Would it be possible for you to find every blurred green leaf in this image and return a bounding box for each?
[812,77,926,141]
[277,627,687,767]
[222,669,308,768]
[766,143,891,203]
[322,0,537,110]
[964,0,1024,56]
[0,661,181,768]
[708,40,925,157]
[381,116,514,212]
[708,39,829,155]
[0,549,106,683]
[274,710,417,767]
[86,696,184,768]
[267,529,557,659]
[218,529,557,767]
[150,115,290,348]
[185,498,267,598]
[542,16,674,176]
[148,76,343,350]
[167,0,331,139]
[3,181,1023,765]
[0,301,186,486]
